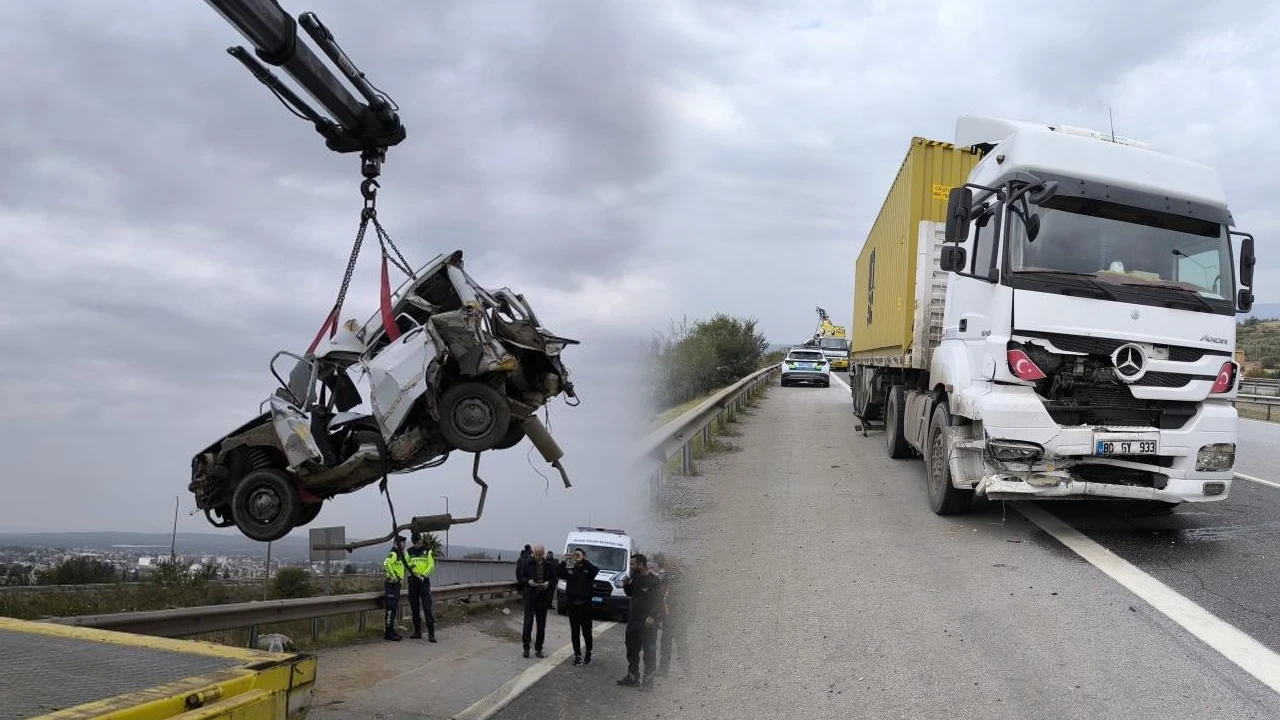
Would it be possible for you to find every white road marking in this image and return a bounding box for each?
[1235,472,1280,491]
[1014,501,1280,696]
[830,373,850,392]
[452,621,618,720]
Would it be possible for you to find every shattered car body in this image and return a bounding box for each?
[188,250,580,542]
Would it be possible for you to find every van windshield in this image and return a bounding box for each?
[572,544,629,572]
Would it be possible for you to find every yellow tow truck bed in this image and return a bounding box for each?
[0,617,315,720]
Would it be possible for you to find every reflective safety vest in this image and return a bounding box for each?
[408,547,435,579]
[384,549,408,583]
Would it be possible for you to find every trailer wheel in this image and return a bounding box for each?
[438,382,512,452]
[885,385,912,459]
[925,401,973,515]
[231,468,303,543]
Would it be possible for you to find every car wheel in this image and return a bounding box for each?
[438,382,512,452]
[493,422,526,450]
[925,401,973,515]
[231,468,303,543]
[297,501,323,527]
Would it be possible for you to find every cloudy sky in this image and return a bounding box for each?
[2,1,1277,549]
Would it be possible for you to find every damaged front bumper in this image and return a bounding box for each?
[973,474,1231,503]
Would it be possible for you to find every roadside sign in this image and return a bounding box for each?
[309,526,346,564]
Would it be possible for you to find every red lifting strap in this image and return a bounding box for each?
[306,306,339,355]
[305,247,403,355]
[379,248,402,343]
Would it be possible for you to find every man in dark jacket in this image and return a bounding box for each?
[618,553,663,689]
[517,543,557,658]
[557,547,600,666]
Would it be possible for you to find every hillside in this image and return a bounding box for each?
[1237,318,1280,375]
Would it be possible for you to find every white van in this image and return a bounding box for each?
[555,526,634,621]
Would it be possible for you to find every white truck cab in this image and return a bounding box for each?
[554,527,634,620]
[851,116,1257,514]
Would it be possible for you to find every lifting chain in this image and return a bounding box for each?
[320,148,417,337]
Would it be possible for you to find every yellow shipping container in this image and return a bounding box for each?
[851,137,983,360]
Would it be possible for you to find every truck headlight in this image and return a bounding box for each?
[1196,443,1235,472]
[612,572,626,588]
[987,439,1044,463]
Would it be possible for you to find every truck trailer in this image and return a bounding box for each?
[849,116,1256,514]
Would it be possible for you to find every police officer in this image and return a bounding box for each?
[383,535,409,641]
[618,553,662,689]
[406,533,437,642]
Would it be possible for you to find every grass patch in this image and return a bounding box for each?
[648,388,728,432]
[1237,401,1278,422]
[661,383,771,478]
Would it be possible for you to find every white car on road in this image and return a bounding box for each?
[781,348,830,388]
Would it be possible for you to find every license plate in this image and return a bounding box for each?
[1095,438,1158,456]
[591,596,604,606]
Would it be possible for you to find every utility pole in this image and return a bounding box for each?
[170,496,179,564]
[440,495,449,557]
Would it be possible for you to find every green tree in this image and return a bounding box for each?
[415,533,445,558]
[647,313,770,410]
[36,557,118,585]
[270,567,315,599]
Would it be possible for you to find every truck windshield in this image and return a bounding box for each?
[1006,194,1234,301]
[818,338,848,351]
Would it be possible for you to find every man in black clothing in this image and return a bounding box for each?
[618,553,662,689]
[557,547,600,666]
[517,543,556,658]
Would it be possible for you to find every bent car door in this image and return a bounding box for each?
[363,324,441,440]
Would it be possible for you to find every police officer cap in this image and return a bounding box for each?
[411,533,421,544]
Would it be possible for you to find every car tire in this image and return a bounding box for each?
[493,422,526,450]
[438,382,512,452]
[885,385,912,459]
[231,467,303,543]
[297,501,323,527]
[925,401,974,515]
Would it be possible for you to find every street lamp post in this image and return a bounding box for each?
[440,495,449,557]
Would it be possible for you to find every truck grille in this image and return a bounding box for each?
[1015,330,1227,363]
[1043,383,1197,430]
[592,580,613,595]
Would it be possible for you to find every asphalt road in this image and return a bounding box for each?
[569,379,1278,719]
[314,383,1280,718]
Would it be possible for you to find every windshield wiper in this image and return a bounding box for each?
[1009,270,1117,300]
[1120,282,1216,312]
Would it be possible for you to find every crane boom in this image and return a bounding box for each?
[202,0,407,158]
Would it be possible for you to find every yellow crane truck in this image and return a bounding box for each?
[0,617,315,719]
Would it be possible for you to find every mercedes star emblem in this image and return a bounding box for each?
[1111,343,1148,382]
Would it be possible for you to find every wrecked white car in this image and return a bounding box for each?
[188,250,580,542]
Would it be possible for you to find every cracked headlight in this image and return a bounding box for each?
[1196,443,1235,472]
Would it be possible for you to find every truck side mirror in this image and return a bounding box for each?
[939,244,967,272]
[944,187,972,243]
[1238,288,1255,313]
[1240,234,1256,288]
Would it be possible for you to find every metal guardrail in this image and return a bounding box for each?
[43,581,520,639]
[1235,392,1280,420]
[638,364,781,508]
[1240,378,1280,396]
